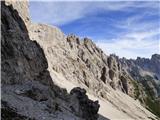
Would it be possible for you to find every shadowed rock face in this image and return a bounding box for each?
[29,10,160,118]
[1,101,34,120]
[119,55,160,117]
[120,54,160,98]
[1,1,48,85]
[29,24,136,97]
[70,87,100,120]
[137,54,160,80]
[2,0,159,119]
[1,2,100,120]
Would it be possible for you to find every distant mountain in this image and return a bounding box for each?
[29,21,160,119]
[1,0,160,120]
[120,54,160,117]
[120,54,160,97]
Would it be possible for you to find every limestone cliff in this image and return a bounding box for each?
[29,24,159,119]
[1,0,160,120]
[1,1,99,120]
[28,1,159,119]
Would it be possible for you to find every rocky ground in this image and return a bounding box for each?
[29,10,160,120]
[1,1,100,120]
[1,0,160,120]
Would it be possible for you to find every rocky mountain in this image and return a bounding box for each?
[120,54,160,117]
[120,54,160,97]
[1,0,160,120]
[1,1,100,120]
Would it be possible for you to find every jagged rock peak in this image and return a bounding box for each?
[151,54,160,60]
[3,0,159,119]
[1,1,100,120]
[4,0,30,26]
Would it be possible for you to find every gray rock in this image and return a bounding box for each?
[1,2,100,120]
[3,0,159,119]
[70,87,100,120]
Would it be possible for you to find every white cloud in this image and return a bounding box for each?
[29,1,160,58]
[94,5,160,59]
[29,2,91,25]
[97,40,159,59]
[124,30,159,40]
[115,13,159,32]
[29,1,159,25]
[96,30,160,59]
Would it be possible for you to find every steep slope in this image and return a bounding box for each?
[2,0,159,119]
[120,54,160,117]
[29,12,158,120]
[1,1,100,120]
[29,26,135,97]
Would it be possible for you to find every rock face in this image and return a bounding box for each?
[120,54,160,98]
[5,0,30,26]
[28,2,159,120]
[1,1,99,120]
[120,54,160,117]
[70,87,100,120]
[1,1,48,85]
[1,0,159,120]
[29,25,159,119]
[29,27,135,98]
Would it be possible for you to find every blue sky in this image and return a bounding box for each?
[29,1,160,59]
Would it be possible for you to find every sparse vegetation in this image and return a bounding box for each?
[140,75,160,118]
[131,80,140,99]
[131,74,160,118]
[145,97,160,118]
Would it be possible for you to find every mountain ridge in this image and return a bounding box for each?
[29,22,160,119]
[1,0,160,120]
[1,1,100,120]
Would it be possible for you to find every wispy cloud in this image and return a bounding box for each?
[96,40,159,59]
[96,29,160,59]
[91,1,160,59]
[29,1,160,58]
[29,2,89,25]
[29,1,159,25]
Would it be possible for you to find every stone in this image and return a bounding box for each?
[1,2,100,120]
[2,0,159,119]
[70,87,100,120]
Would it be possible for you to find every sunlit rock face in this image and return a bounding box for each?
[1,0,160,119]
[30,24,160,118]
[28,1,159,118]
[1,1,100,120]
[5,0,30,26]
